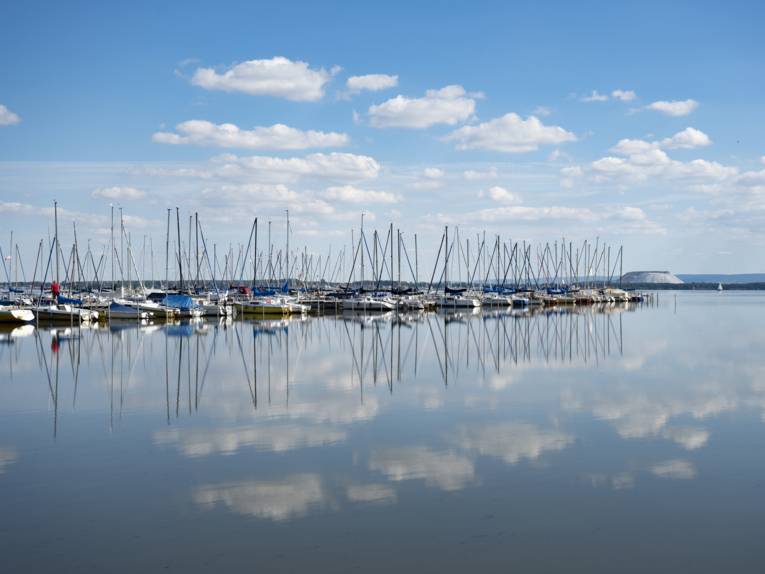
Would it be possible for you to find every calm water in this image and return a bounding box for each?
[1,292,765,572]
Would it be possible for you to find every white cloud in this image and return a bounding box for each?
[462,205,595,223]
[646,99,699,116]
[153,120,348,150]
[324,185,399,204]
[533,106,552,117]
[0,201,158,229]
[447,203,664,234]
[659,127,711,149]
[612,89,637,102]
[482,185,520,203]
[577,128,730,187]
[346,74,398,94]
[191,56,334,101]
[610,128,711,155]
[446,113,576,153]
[423,167,444,178]
[217,152,380,181]
[92,186,145,200]
[651,459,697,480]
[199,183,336,216]
[560,165,584,188]
[407,179,443,191]
[368,85,476,128]
[0,104,20,126]
[561,166,583,178]
[581,90,609,102]
[463,167,498,180]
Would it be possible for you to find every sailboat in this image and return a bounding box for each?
[0,306,35,323]
[717,282,723,292]
[435,226,480,310]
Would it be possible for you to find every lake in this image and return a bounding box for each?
[1,291,764,572]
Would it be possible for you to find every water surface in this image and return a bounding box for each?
[1,292,764,572]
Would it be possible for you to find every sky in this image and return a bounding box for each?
[1,0,764,278]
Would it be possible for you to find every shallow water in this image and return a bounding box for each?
[1,292,764,573]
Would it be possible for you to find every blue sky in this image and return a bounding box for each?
[1,0,764,275]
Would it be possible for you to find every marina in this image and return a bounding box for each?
[1,204,651,327]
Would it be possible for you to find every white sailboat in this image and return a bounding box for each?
[0,307,35,323]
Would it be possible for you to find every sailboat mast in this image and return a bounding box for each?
[285,210,289,285]
[444,225,449,290]
[176,207,184,290]
[54,200,59,284]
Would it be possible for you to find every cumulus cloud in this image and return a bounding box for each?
[346,74,398,94]
[646,99,699,116]
[612,89,637,102]
[92,186,145,200]
[153,120,348,150]
[581,90,609,102]
[423,167,444,178]
[659,127,711,149]
[199,183,335,216]
[568,128,731,187]
[368,85,477,128]
[559,165,583,188]
[0,104,20,125]
[445,113,576,153]
[216,152,380,181]
[324,185,398,204]
[464,167,498,180]
[0,200,158,229]
[447,203,664,234]
[481,185,520,203]
[582,89,636,103]
[191,56,335,101]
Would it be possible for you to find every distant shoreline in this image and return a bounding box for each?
[626,282,765,290]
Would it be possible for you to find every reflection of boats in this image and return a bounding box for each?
[435,295,481,310]
[236,298,309,317]
[438,306,481,319]
[481,293,513,308]
[252,319,289,336]
[344,311,395,326]
[396,295,425,311]
[343,297,396,313]
[0,324,34,342]
[107,301,150,320]
[0,307,35,323]
[34,304,98,323]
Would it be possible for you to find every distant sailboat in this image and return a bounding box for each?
[717,282,723,291]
